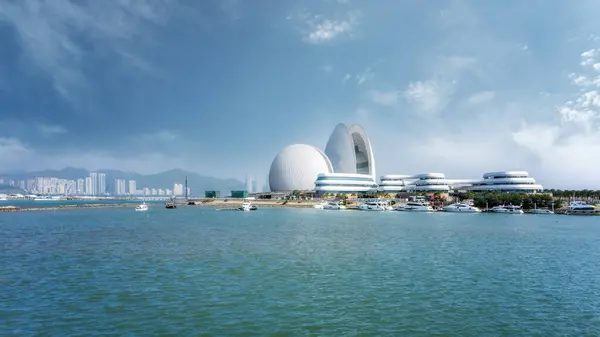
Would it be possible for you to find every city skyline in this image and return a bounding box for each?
[0,171,190,197]
[0,1,599,189]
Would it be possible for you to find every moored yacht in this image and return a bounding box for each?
[443,203,481,213]
[357,200,388,211]
[323,201,346,210]
[490,205,523,214]
[135,202,148,212]
[566,201,597,215]
[313,202,327,209]
[396,201,434,212]
[529,203,554,214]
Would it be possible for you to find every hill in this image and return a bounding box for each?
[0,167,245,196]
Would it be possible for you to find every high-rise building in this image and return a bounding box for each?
[77,179,84,195]
[128,180,137,195]
[173,183,184,196]
[98,173,106,195]
[114,179,126,195]
[89,172,98,195]
[85,177,93,195]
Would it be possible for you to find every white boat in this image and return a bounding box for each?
[396,201,434,212]
[323,201,346,210]
[357,200,388,211]
[443,203,481,213]
[135,202,149,212]
[566,201,597,215]
[239,202,258,211]
[313,202,327,209]
[529,203,554,214]
[490,205,523,214]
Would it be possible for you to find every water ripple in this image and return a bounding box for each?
[1,208,600,335]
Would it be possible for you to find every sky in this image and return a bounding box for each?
[1,0,600,189]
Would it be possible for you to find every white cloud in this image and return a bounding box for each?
[0,0,176,100]
[355,66,373,85]
[303,11,359,44]
[341,73,351,84]
[509,45,600,187]
[370,90,399,106]
[466,91,495,105]
[581,49,597,66]
[340,66,374,85]
[403,80,451,116]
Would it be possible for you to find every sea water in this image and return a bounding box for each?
[1,207,599,335]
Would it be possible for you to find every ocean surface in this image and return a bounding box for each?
[1,207,600,336]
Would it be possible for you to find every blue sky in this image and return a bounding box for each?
[1,0,599,189]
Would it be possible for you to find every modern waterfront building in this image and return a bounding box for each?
[405,173,450,192]
[268,123,377,192]
[379,175,411,192]
[314,173,378,193]
[379,170,543,194]
[465,171,543,193]
[379,173,450,192]
[269,144,333,191]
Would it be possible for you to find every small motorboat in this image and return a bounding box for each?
[135,202,149,212]
[238,202,257,211]
[165,202,177,209]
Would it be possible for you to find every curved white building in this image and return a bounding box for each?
[467,171,543,193]
[379,175,411,192]
[314,173,377,193]
[268,123,377,193]
[268,144,333,192]
[405,173,450,192]
[324,123,376,177]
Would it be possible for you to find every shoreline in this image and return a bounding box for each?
[0,200,596,215]
[0,200,325,213]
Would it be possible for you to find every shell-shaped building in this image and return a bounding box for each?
[268,123,377,192]
[268,144,333,192]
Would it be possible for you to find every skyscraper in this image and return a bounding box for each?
[77,179,84,195]
[128,180,137,195]
[114,179,126,195]
[98,173,106,195]
[173,183,183,196]
[85,177,93,195]
[88,173,97,195]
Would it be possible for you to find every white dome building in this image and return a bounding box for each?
[268,144,333,192]
[268,123,377,193]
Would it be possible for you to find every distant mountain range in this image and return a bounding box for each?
[0,167,245,196]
